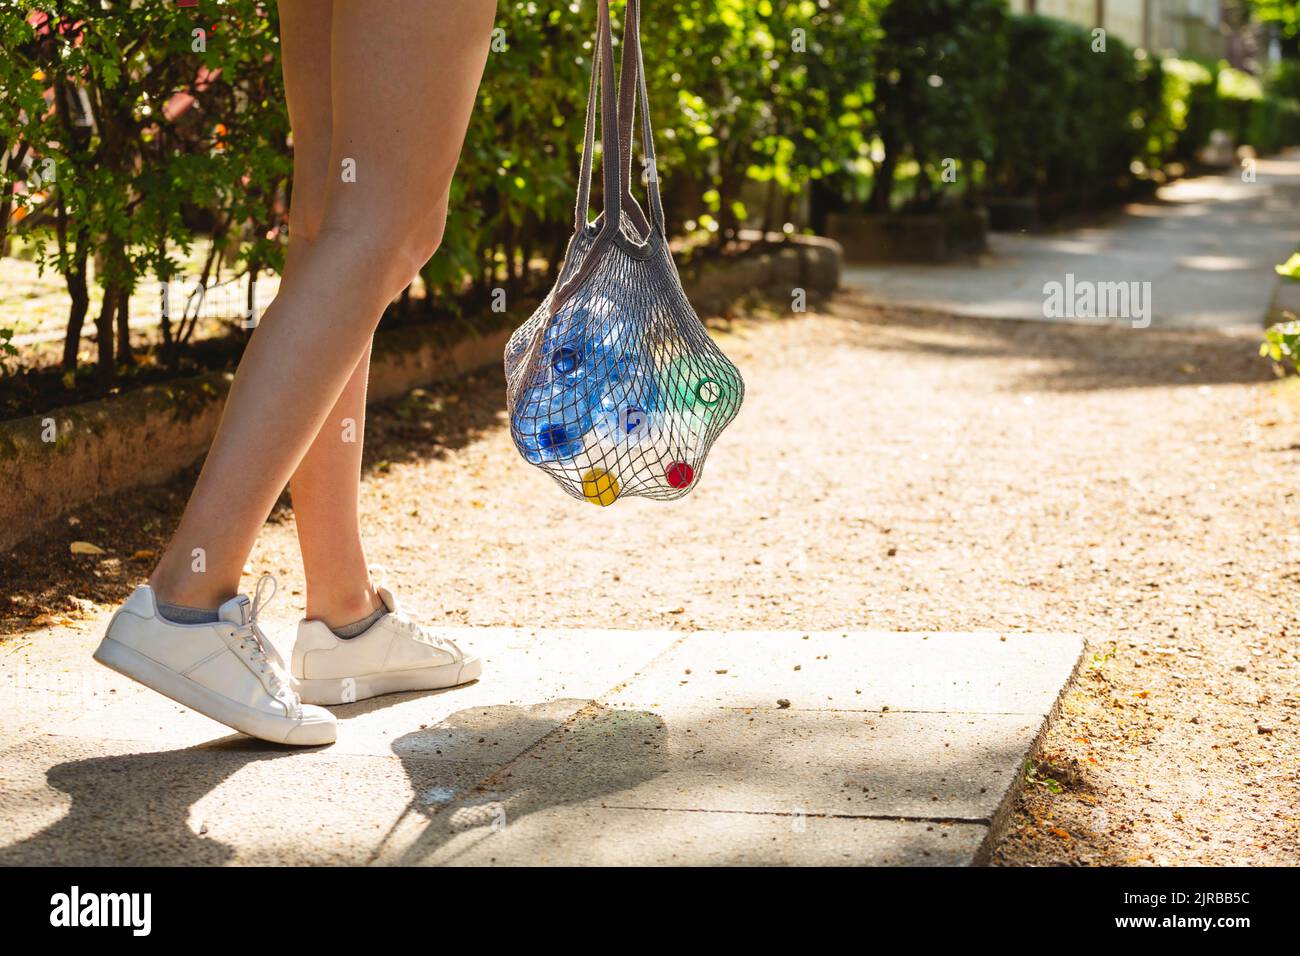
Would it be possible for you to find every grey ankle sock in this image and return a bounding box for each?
[157,601,220,625]
[331,605,386,640]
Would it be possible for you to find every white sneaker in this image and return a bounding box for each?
[291,585,481,705]
[93,575,336,746]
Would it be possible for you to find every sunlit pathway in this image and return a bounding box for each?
[844,150,1300,330]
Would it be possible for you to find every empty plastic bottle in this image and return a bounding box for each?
[512,379,594,463]
[512,304,618,463]
[595,356,661,443]
[659,353,742,429]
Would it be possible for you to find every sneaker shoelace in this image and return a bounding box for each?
[390,611,464,659]
[232,574,300,713]
[369,564,463,659]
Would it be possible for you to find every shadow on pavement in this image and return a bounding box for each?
[0,737,295,866]
[826,292,1275,393]
[377,702,667,866]
[0,701,659,866]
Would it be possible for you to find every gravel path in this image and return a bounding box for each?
[3,288,1297,865]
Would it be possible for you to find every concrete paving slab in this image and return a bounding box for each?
[0,627,1081,865]
[322,627,680,758]
[0,620,124,740]
[408,805,988,866]
[3,625,680,754]
[0,735,496,866]
[604,630,1083,715]
[456,705,1039,821]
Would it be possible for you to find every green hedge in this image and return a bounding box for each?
[1,0,877,384]
[1270,58,1300,101]
[1219,66,1267,150]
[987,15,1149,201]
[446,0,877,307]
[1213,64,1300,156]
[868,0,1007,212]
[1156,58,1219,164]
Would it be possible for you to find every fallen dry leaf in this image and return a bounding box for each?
[30,613,73,627]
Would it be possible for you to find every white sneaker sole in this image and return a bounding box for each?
[296,656,482,706]
[93,636,336,746]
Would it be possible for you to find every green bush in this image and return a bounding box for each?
[1218,64,1265,146]
[987,15,1087,198]
[987,15,1147,203]
[635,1,877,237]
[422,0,879,314]
[1267,58,1300,100]
[3,0,879,386]
[2,1,288,381]
[868,0,1008,213]
[1263,253,1300,375]
[1248,94,1300,154]
[1262,315,1300,374]
[1215,62,1300,155]
[728,0,879,231]
[421,2,592,315]
[1155,58,1219,164]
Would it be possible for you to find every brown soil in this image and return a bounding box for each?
[3,288,1297,865]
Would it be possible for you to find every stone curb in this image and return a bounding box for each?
[0,236,840,554]
[973,634,1087,865]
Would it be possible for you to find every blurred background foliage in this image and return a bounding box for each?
[2,0,1299,407]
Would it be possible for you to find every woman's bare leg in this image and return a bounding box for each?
[275,0,380,627]
[148,0,497,609]
[290,348,378,627]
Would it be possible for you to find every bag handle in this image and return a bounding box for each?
[572,0,664,239]
[572,0,623,235]
[553,1,663,317]
[615,0,666,237]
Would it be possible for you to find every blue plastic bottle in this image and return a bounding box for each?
[512,378,594,463]
[596,356,661,442]
[512,306,609,462]
[579,298,659,442]
[513,291,664,461]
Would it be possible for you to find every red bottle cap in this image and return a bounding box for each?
[666,461,694,489]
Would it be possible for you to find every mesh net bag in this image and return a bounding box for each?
[504,0,743,506]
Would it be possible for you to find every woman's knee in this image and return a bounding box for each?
[287,214,322,251]
[393,193,451,286]
[404,214,446,280]
[318,205,447,299]
[287,185,328,248]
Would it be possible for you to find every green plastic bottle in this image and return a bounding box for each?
[659,354,742,427]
